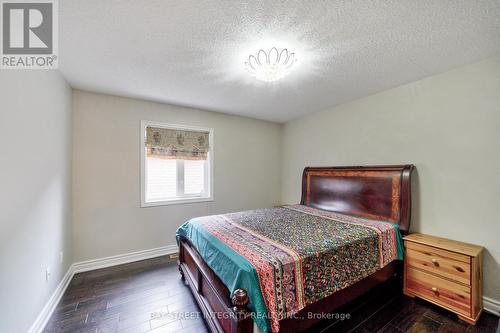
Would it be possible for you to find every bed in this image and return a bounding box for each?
[176,165,415,333]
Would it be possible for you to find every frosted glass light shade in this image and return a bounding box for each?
[244,47,297,82]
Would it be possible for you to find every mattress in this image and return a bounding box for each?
[176,204,403,333]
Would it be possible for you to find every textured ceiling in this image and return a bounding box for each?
[59,1,500,122]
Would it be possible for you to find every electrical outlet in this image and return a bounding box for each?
[45,267,51,282]
[60,251,63,264]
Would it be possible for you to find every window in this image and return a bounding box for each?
[141,121,213,206]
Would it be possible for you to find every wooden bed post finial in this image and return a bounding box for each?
[232,288,250,320]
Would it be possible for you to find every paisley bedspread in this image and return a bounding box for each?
[176,205,403,333]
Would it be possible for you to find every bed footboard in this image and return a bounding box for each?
[178,238,253,333]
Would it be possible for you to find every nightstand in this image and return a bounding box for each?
[403,233,483,324]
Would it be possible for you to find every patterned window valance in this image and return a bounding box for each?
[146,126,210,160]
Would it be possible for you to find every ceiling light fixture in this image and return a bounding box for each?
[244,47,297,82]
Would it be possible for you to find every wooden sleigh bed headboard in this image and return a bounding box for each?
[301,165,415,233]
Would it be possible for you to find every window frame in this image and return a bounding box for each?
[140,120,214,207]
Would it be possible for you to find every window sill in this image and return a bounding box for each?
[141,197,213,207]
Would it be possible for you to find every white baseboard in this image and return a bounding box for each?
[28,244,178,333]
[28,265,75,333]
[484,296,500,316]
[72,244,178,273]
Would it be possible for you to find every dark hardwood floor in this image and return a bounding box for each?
[44,256,499,333]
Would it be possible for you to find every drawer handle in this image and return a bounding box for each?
[454,266,465,273]
[431,259,440,267]
[431,287,438,294]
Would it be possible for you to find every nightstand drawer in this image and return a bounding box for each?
[406,267,471,316]
[406,242,471,285]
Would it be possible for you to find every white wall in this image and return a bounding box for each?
[72,90,282,261]
[281,56,500,301]
[0,71,73,332]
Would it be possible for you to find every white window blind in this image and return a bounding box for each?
[145,157,177,202]
[184,159,205,194]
